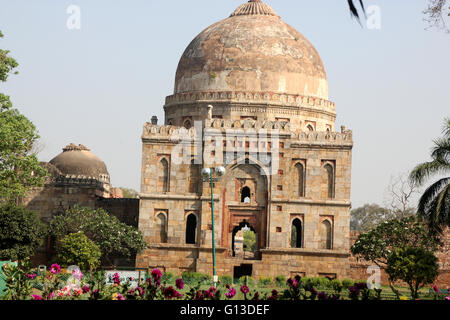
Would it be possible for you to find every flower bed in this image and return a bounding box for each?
[1,262,449,301]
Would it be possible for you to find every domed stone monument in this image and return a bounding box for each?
[138,0,354,279]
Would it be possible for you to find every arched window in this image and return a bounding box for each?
[295,163,305,197]
[324,164,334,199]
[291,218,303,248]
[186,214,197,244]
[241,187,251,203]
[155,213,167,243]
[158,158,169,193]
[320,220,332,249]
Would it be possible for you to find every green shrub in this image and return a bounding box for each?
[57,232,101,270]
[162,272,174,284]
[316,277,331,289]
[181,271,211,286]
[219,275,233,286]
[239,276,255,287]
[258,276,273,287]
[274,275,287,287]
[342,278,354,289]
[330,279,342,291]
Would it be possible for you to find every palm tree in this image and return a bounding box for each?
[409,118,450,233]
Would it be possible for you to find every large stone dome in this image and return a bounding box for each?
[174,0,328,100]
[49,144,110,182]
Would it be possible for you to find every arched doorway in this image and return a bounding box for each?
[231,220,258,259]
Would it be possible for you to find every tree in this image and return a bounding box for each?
[0,30,47,203]
[351,216,440,296]
[350,204,390,232]
[119,187,139,199]
[243,230,256,252]
[57,232,102,271]
[0,204,47,261]
[386,247,439,299]
[409,118,450,233]
[48,206,147,265]
[384,174,418,219]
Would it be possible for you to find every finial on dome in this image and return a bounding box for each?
[230,0,278,17]
[63,143,91,152]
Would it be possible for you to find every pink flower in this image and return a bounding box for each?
[445,296,450,301]
[72,269,83,280]
[151,269,162,281]
[287,278,298,288]
[240,285,249,295]
[82,285,90,294]
[31,294,42,300]
[225,287,236,299]
[113,273,121,285]
[50,264,61,274]
[433,284,439,293]
[175,278,184,290]
[26,273,37,279]
[117,293,125,300]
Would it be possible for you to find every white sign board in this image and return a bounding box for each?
[105,270,146,288]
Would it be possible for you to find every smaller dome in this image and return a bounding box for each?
[49,144,110,181]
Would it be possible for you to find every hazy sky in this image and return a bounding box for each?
[0,0,448,208]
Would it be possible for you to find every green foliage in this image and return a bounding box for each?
[258,276,273,287]
[161,272,174,284]
[0,30,47,202]
[219,275,233,286]
[330,279,343,291]
[341,279,354,289]
[181,271,211,286]
[119,187,138,199]
[48,206,147,264]
[274,275,287,287]
[0,204,46,261]
[351,216,440,268]
[350,204,392,232]
[409,118,450,233]
[239,276,255,287]
[243,230,256,252]
[0,259,33,300]
[57,232,102,271]
[386,247,439,299]
[0,30,19,83]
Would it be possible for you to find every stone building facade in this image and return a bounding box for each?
[22,143,139,266]
[136,0,354,279]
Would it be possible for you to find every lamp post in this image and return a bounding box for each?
[201,166,226,287]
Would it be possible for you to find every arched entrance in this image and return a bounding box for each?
[231,220,258,259]
[221,160,268,261]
